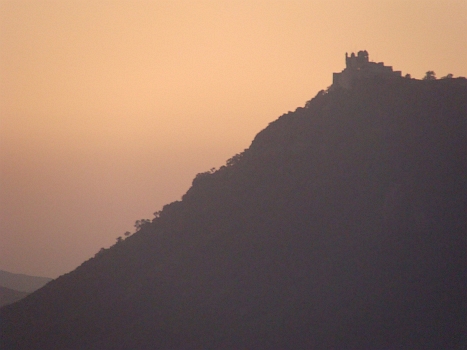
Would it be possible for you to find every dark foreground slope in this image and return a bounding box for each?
[1,77,466,349]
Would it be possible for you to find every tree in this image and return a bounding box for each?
[423,71,436,80]
[441,73,453,79]
[226,153,243,167]
[134,219,151,231]
[94,248,107,258]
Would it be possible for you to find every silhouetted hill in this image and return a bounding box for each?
[0,287,29,308]
[1,77,466,349]
[0,270,52,293]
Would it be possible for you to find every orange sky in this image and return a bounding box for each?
[1,0,466,278]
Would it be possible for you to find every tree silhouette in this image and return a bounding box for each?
[423,70,436,80]
[134,219,151,231]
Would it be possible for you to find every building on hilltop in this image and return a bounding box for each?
[332,50,402,89]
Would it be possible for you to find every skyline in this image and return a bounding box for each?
[1,0,466,278]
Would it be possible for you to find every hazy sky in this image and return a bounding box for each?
[1,0,466,278]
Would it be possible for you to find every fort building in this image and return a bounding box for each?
[332,50,402,89]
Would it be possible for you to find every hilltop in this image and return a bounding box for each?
[1,74,466,349]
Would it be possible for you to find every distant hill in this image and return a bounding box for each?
[0,270,52,293]
[0,286,29,308]
[0,76,466,349]
[0,270,50,307]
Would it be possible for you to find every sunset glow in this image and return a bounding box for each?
[1,0,466,278]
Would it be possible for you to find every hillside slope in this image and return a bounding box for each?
[1,77,466,349]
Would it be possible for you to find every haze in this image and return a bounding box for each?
[1,0,466,278]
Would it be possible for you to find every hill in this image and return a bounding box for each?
[0,270,52,293]
[1,76,466,349]
[0,287,29,308]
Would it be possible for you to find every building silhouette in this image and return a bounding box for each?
[332,50,402,89]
